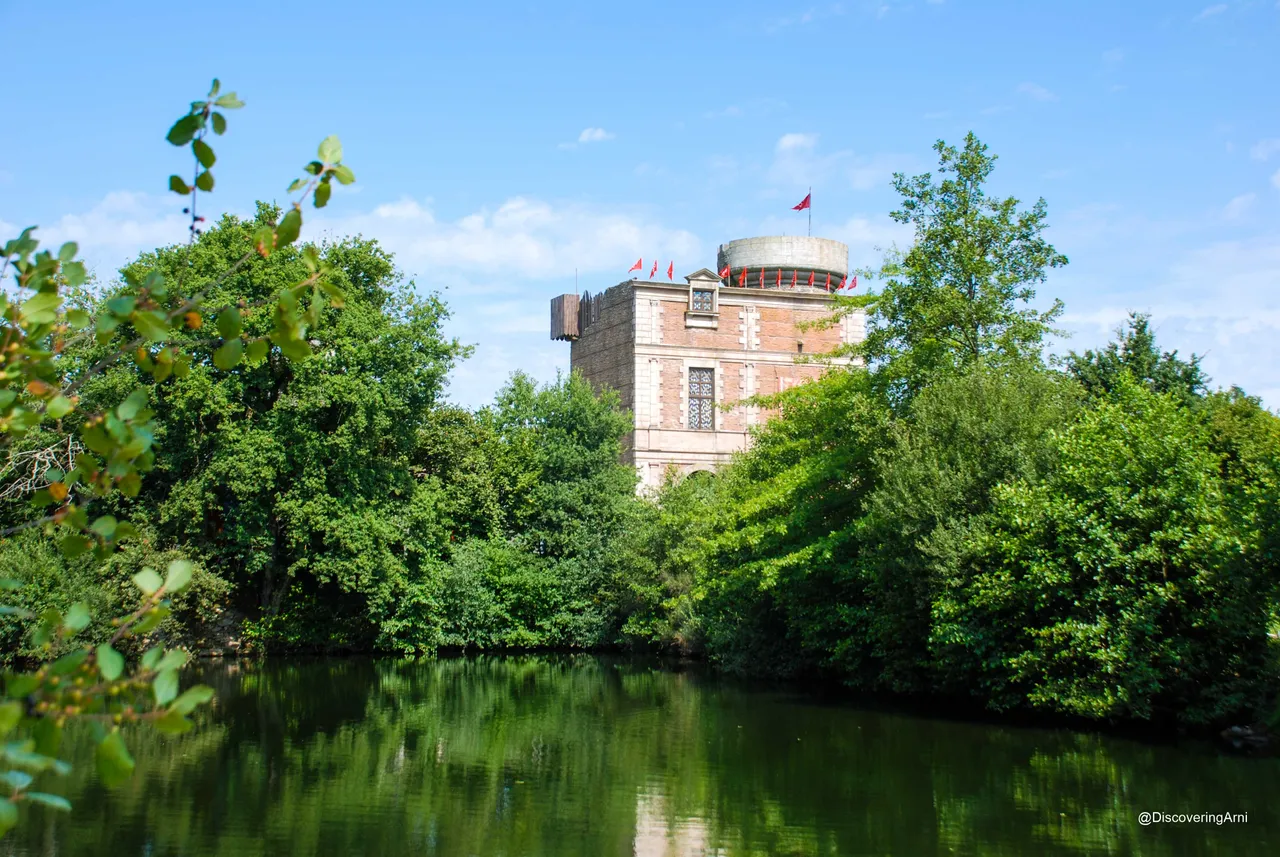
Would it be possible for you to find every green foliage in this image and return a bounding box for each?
[934,375,1277,723]
[857,132,1068,407]
[0,79,356,832]
[1065,311,1208,405]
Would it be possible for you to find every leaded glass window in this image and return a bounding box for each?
[691,289,714,312]
[688,368,714,430]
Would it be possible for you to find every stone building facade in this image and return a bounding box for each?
[550,236,866,491]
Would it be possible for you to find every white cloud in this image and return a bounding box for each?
[706,105,743,119]
[1251,138,1280,161]
[767,133,913,194]
[1193,3,1228,20]
[776,133,818,154]
[577,127,614,144]
[1272,167,1280,190]
[1016,82,1059,102]
[1223,192,1256,219]
[558,127,616,150]
[1,191,196,280]
[313,196,699,280]
[1101,48,1124,66]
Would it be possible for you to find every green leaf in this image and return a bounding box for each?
[57,242,78,262]
[213,93,244,109]
[165,114,201,146]
[155,651,189,675]
[130,605,170,636]
[213,339,243,370]
[304,161,323,176]
[96,643,124,681]
[154,709,194,735]
[1,770,32,791]
[58,535,90,559]
[140,647,161,671]
[106,296,136,317]
[314,180,332,209]
[287,178,306,193]
[208,78,221,97]
[130,310,170,342]
[116,388,149,420]
[192,139,216,168]
[0,391,15,410]
[331,164,356,185]
[275,208,302,248]
[20,291,61,325]
[50,650,87,676]
[25,792,72,812]
[0,703,21,737]
[46,396,75,419]
[216,307,242,339]
[0,798,17,838]
[318,135,343,163]
[164,560,195,593]
[195,171,214,192]
[132,568,163,596]
[65,308,90,329]
[274,336,312,362]
[62,260,87,287]
[169,684,214,716]
[168,175,191,195]
[5,676,39,699]
[143,270,167,296]
[153,669,179,706]
[211,112,227,135]
[245,339,269,364]
[95,731,135,788]
[62,602,91,633]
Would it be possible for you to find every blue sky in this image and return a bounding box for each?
[3,0,1278,407]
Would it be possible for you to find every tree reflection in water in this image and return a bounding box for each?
[5,656,1275,857]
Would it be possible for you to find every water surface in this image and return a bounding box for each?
[4,655,1275,856]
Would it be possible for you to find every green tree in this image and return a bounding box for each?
[69,210,467,654]
[1065,311,1208,405]
[933,375,1275,723]
[858,132,1068,407]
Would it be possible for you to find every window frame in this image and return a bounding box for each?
[687,366,715,431]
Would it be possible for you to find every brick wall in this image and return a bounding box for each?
[569,283,636,413]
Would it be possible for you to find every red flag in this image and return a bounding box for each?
[835,275,844,290]
[807,270,815,287]
[790,270,797,288]
[628,258,642,273]
[775,269,782,287]
[667,261,674,280]
[759,268,764,288]
[718,264,730,279]
[825,273,831,290]
[851,275,858,290]
[649,260,658,279]
[738,267,747,287]
[792,193,811,211]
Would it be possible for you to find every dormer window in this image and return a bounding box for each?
[682,269,722,329]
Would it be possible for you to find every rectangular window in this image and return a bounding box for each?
[691,289,714,312]
[688,367,714,430]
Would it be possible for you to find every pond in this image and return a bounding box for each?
[4,655,1275,856]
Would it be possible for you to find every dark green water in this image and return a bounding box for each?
[4,656,1275,856]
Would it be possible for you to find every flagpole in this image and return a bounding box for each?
[807,186,811,237]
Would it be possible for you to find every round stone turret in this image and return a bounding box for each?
[716,236,848,290]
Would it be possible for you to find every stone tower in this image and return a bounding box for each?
[550,236,866,491]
